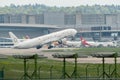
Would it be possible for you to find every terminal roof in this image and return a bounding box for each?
[0,23,60,29]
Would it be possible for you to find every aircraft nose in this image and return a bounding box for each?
[71,29,77,36]
[73,29,77,34]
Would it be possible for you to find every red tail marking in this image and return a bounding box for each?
[25,35,30,39]
[80,37,91,46]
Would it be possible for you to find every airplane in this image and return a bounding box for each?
[80,37,117,47]
[60,37,88,48]
[63,37,117,48]
[9,29,77,49]
[63,39,81,48]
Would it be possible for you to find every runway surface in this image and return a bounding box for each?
[0,48,120,63]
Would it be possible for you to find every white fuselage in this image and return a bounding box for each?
[65,41,81,47]
[86,41,116,47]
[13,29,77,49]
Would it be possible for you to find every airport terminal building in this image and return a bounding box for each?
[0,13,120,47]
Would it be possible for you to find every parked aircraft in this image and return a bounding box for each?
[61,37,89,48]
[63,37,117,48]
[9,29,77,49]
[80,37,117,47]
[63,40,81,47]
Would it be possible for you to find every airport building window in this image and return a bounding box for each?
[102,32,111,37]
[91,26,111,30]
[35,15,44,24]
[0,15,4,23]
[10,15,22,23]
[64,14,76,25]
[81,14,105,24]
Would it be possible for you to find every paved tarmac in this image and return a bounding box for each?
[0,48,42,55]
[0,48,120,63]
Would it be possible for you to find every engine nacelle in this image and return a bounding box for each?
[48,44,54,49]
[58,40,62,44]
[36,45,43,49]
[58,38,67,44]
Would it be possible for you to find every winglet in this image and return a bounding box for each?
[9,32,20,45]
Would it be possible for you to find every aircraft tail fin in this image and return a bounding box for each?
[9,32,20,45]
[25,35,30,39]
[80,37,90,46]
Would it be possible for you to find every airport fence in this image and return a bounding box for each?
[2,63,120,80]
[1,53,120,80]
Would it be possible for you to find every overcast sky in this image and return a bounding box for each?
[0,0,120,7]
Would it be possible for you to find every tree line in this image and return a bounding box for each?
[0,4,120,14]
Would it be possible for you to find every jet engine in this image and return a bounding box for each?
[48,45,54,49]
[58,38,67,44]
[36,45,43,49]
